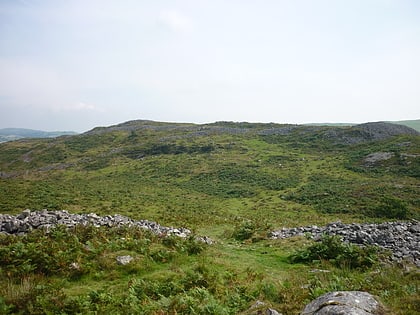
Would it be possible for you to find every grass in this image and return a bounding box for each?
[0,121,419,313]
[0,225,418,314]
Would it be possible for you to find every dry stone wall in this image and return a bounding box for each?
[270,221,420,267]
[0,209,192,238]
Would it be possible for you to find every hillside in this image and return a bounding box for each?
[0,128,77,143]
[0,120,419,314]
[391,119,420,132]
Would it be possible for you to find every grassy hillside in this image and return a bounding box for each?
[0,120,419,314]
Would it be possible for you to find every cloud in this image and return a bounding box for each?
[52,101,102,112]
[158,10,192,33]
[0,58,105,114]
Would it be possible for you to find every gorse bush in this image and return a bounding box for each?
[289,234,382,270]
[374,196,409,219]
[231,219,272,242]
[232,220,256,241]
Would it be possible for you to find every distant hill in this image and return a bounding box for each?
[0,128,77,143]
[390,119,420,132]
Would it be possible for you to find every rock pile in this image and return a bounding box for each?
[0,209,192,238]
[270,221,420,267]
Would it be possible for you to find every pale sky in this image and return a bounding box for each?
[1,0,419,132]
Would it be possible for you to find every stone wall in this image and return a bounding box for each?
[270,220,420,267]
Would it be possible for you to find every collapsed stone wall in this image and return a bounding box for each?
[0,209,191,238]
[0,210,418,266]
[270,220,420,267]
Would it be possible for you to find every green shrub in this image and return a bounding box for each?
[232,221,255,241]
[374,196,409,219]
[289,235,381,270]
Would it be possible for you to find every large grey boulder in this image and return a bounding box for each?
[301,291,386,315]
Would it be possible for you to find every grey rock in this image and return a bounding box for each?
[17,209,31,220]
[116,255,133,265]
[363,152,394,165]
[301,291,386,315]
[266,308,282,315]
[0,210,212,244]
[248,300,283,315]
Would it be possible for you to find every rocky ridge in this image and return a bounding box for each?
[270,220,420,267]
[85,120,419,144]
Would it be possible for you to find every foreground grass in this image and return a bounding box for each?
[0,226,418,314]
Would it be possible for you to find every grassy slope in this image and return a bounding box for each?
[0,121,419,314]
[392,119,420,132]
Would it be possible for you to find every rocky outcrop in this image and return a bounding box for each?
[270,221,420,267]
[0,209,192,238]
[323,122,419,145]
[356,122,419,140]
[300,291,386,315]
[363,152,394,165]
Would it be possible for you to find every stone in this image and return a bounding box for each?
[0,209,208,241]
[116,255,133,265]
[17,209,31,220]
[300,291,386,315]
[70,262,81,270]
[248,300,283,315]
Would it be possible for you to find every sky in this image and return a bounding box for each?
[0,0,419,132]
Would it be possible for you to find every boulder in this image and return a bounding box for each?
[301,291,386,315]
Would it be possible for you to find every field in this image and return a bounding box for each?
[0,120,419,314]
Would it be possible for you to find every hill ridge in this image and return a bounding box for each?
[0,128,77,143]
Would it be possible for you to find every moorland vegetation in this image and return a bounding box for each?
[0,120,419,314]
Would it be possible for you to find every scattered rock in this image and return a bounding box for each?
[300,291,386,315]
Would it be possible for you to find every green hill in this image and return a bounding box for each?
[391,119,420,132]
[0,128,77,143]
[0,120,419,314]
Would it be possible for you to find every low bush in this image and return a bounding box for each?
[373,196,409,219]
[289,234,381,270]
[232,220,256,241]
